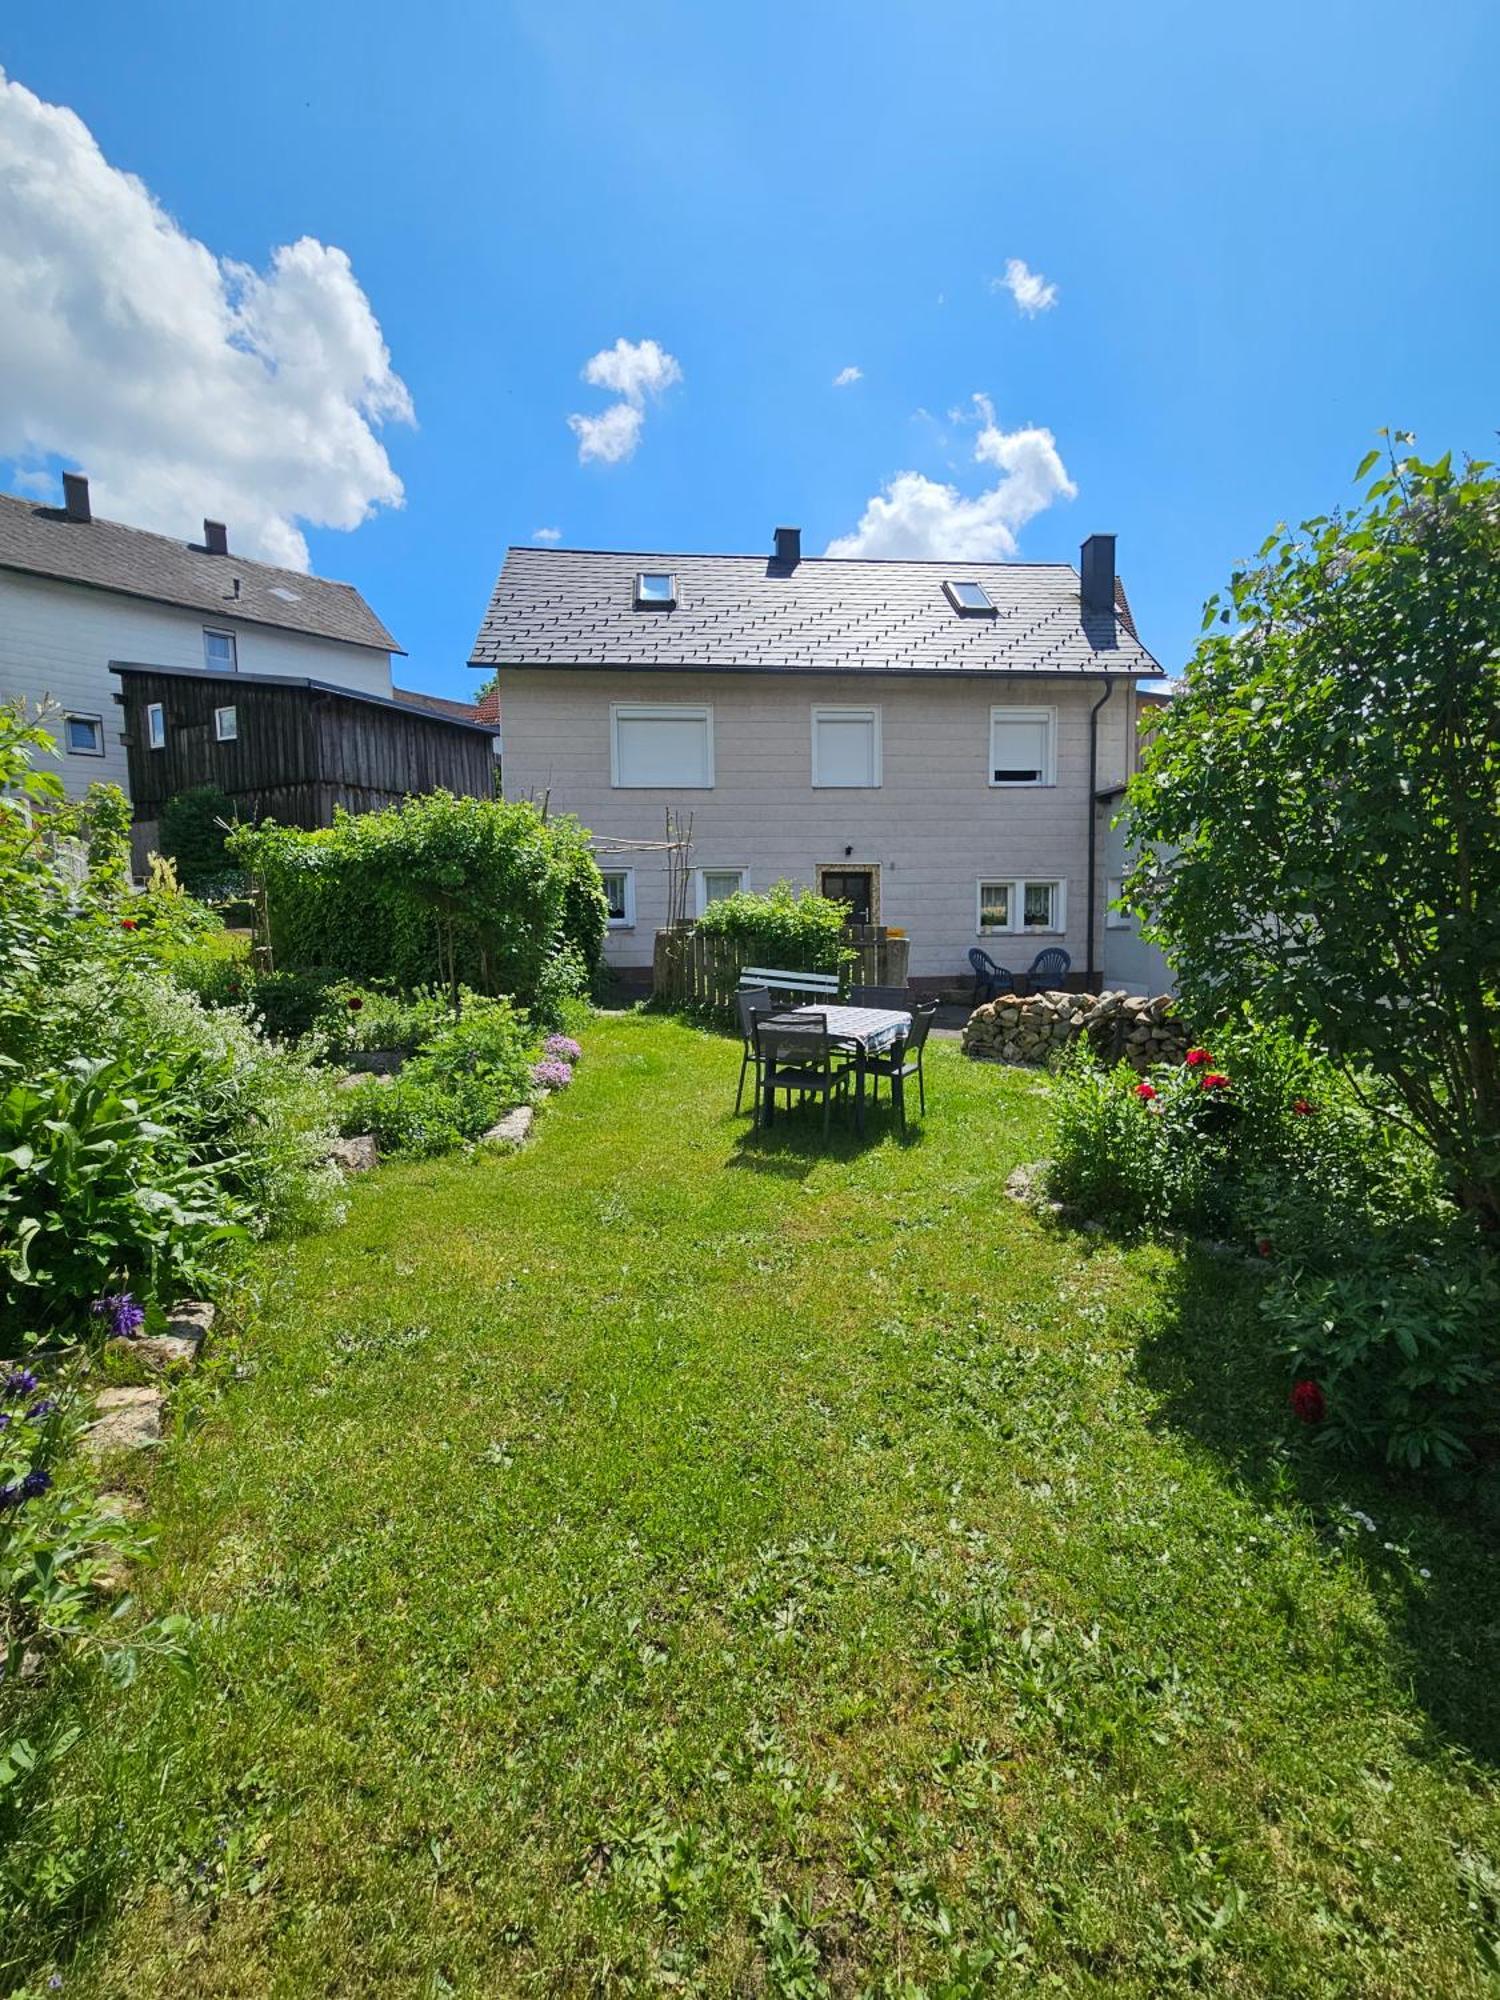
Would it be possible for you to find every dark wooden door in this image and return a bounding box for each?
[820,868,874,925]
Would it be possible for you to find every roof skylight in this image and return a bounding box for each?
[944,579,995,615]
[635,570,677,608]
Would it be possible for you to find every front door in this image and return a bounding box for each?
[818,866,877,926]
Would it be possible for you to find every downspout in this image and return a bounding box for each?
[1085,675,1117,991]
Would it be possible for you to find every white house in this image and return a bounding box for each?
[472,527,1167,994]
[0,473,401,802]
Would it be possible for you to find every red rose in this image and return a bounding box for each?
[1256,1237,1273,1258]
[1292,1097,1315,1116]
[1135,1082,1157,1101]
[1200,1071,1230,1091]
[1290,1379,1326,1424]
[120,917,138,932]
[1184,1048,1211,1067]
[347,996,364,1012]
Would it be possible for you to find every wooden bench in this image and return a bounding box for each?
[739,965,842,1005]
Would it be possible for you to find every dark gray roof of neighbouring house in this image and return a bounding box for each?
[0,490,401,654]
[110,663,494,734]
[470,547,1160,677]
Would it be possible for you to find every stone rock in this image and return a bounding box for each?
[84,1386,164,1457]
[482,1105,534,1148]
[98,1490,146,1521]
[338,1069,394,1092]
[106,1332,197,1374]
[328,1134,378,1173]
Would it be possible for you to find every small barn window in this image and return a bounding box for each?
[146,702,166,750]
[64,714,105,757]
[203,629,238,672]
[214,705,238,743]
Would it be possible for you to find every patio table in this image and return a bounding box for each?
[759,1005,912,1136]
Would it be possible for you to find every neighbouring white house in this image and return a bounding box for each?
[0,472,402,804]
[472,527,1169,994]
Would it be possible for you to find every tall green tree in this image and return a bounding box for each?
[1125,438,1500,1226]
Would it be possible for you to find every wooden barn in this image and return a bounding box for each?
[112,663,498,852]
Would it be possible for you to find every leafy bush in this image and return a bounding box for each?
[312,983,452,1061]
[231,793,608,1004]
[0,1056,246,1326]
[694,881,854,976]
[243,968,343,1043]
[1046,1022,1496,1467]
[529,940,592,1034]
[156,784,237,894]
[338,998,537,1159]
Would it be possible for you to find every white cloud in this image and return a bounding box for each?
[833,365,863,388]
[568,336,681,465]
[532,526,562,543]
[0,69,412,571]
[825,394,1075,560]
[992,257,1059,316]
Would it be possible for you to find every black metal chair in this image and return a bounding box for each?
[752,1009,851,1139]
[734,985,772,1115]
[848,985,911,1009]
[865,1005,936,1133]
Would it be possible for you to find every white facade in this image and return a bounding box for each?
[0,569,393,801]
[501,667,1147,985]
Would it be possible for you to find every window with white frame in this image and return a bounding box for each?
[1106,877,1131,928]
[811,705,881,788]
[601,869,635,927]
[146,702,166,751]
[697,867,746,912]
[214,705,238,743]
[610,704,714,788]
[988,706,1055,786]
[63,714,104,757]
[976,878,1066,935]
[203,629,237,673]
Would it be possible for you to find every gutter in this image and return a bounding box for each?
[1085,675,1118,990]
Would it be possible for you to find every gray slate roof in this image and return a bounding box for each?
[471,547,1159,678]
[0,490,400,654]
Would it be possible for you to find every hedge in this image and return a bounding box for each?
[229,793,608,1002]
[694,881,854,973]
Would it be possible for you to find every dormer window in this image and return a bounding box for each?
[635,571,677,609]
[945,579,994,615]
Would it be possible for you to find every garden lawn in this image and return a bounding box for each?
[19,1014,1500,1996]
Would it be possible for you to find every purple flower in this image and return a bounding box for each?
[27,1398,57,1421]
[0,1412,9,1433]
[3,1369,38,1400]
[531,1058,573,1091]
[91,1293,145,1339]
[20,1467,51,1500]
[0,1483,20,1509]
[542,1034,582,1064]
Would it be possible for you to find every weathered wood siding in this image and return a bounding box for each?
[117,671,495,829]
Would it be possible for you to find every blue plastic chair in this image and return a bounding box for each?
[1025,947,1072,990]
[968,947,1010,1003]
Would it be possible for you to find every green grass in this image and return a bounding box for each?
[12,1013,1500,1995]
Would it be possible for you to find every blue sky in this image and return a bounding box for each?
[2,1,1496,699]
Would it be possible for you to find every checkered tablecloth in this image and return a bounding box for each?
[762,1005,911,1054]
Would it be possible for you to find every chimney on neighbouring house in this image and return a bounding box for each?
[1080,533,1116,616]
[61,472,91,524]
[774,525,801,566]
[203,519,228,555]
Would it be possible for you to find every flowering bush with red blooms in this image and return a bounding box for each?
[347,995,363,1013]
[119,917,138,932]
[1200,1071,1230,1091]
[1184,1048,1211,1068]
[1134,1082,1157,1101]
[1292,1097,1315,1117]
[1289,1379,1326,1424]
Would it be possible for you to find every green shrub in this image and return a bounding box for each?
[312,983,453,1060]
[148,924,251,1010]
[230,793,607,1003]
[529,941,591,1034]
[1046,1021,1491,1467]
[156,784,236,894]
[689,882,855,1021]
[337,997,536,1159]
[244,968,343,1043]
[0,1056,247,1326]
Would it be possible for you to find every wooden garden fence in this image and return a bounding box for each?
[651,922,910,1016]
